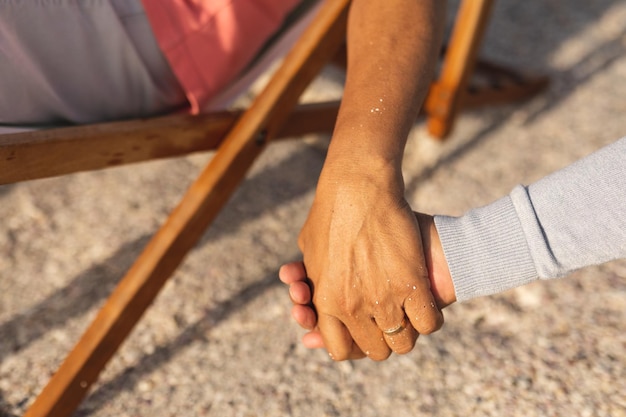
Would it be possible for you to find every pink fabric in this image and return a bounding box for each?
[141,0,300,113]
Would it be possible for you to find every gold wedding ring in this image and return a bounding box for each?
[382,318,406,335]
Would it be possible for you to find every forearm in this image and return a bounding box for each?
[297,2,447,359]
[435,137,626,301]
[325,0,446,173]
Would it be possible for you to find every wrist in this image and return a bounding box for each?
[316,154,405,204]
[326,118,408,171]
[415,212,456,308]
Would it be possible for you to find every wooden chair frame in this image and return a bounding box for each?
[0,1,547,416]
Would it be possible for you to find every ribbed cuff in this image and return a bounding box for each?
[434,194,538,302]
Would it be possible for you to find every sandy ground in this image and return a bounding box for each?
[1,1,625,416]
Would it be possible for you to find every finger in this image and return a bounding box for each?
[289,281,312,305]
[374,308,418,356]
[303,329,366,360]
[381,319,418,355]
[302,330,325,349]
[317,313,358,361]
[344,316,392,361]
[291,304,317,330]
[404,286,444,335]
[278,262,307,285]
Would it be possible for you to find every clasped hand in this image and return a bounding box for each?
[290,163,443,361]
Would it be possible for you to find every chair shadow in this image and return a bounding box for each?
[0,395,18,417]
[405,110,507,198]
[522,28,625,126]
[406,21,625,196]
[0,143,326,363]
[76,270,282,416]
[0,184,13,198]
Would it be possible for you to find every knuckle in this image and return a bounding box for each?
[419,312,444,335]
[322,290,357,319]
[337,296,359,318]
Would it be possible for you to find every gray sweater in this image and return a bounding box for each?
[434,137,626,302]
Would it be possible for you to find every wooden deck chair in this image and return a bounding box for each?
[0,1,548,416]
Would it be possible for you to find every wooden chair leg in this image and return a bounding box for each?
[425,0,496,139]
[424,0,549,139]
[22,1,350,416]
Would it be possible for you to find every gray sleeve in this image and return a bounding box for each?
[434,136,626,302]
